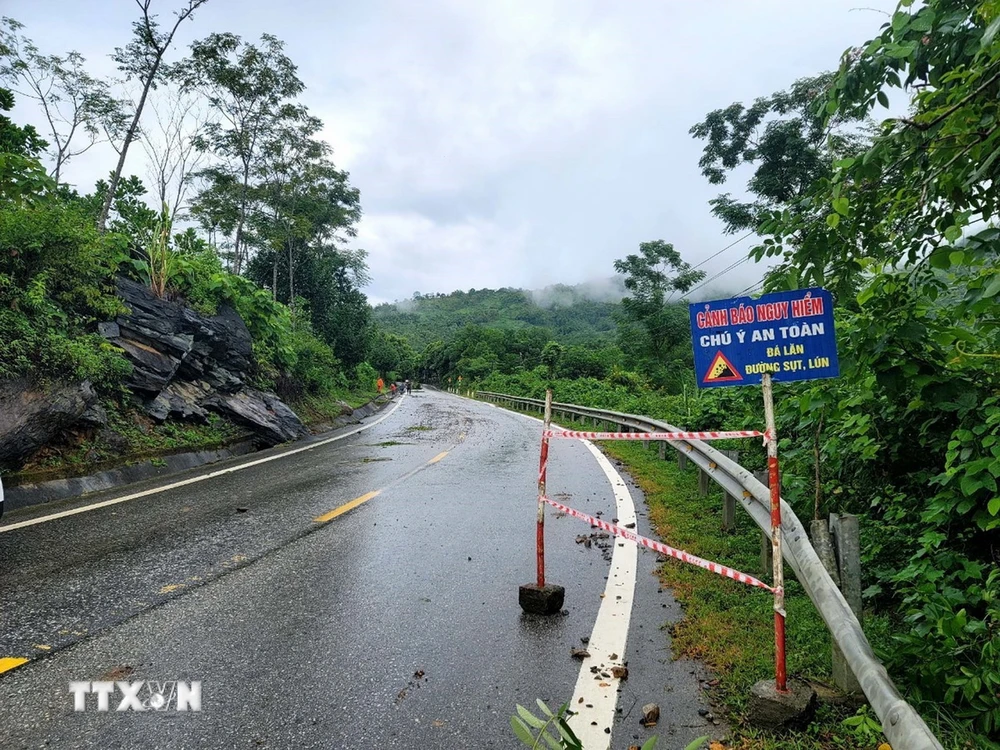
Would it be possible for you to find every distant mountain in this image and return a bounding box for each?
[372,280,625,351]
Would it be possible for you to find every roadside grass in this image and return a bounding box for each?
[15,387,382,484]
[596,436,988,750]
[406,425,433,432]
[291,387,378,425]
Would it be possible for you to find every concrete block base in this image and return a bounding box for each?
[747,679,817,730]
[518,584,565,615]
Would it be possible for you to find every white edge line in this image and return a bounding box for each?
[565,441,638,749]
[0,397,406,533]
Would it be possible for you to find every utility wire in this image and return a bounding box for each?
[689,232,754,271]
[736,279,765,297]
[684,256,751,297]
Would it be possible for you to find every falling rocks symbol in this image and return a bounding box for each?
[703,350,742,383]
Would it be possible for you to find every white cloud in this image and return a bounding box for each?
[357,211,531,303]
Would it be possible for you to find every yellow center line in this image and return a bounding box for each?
[314,490,380,524]
[313,449,450,524]
[0,657,28,675]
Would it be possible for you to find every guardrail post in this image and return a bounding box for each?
[678,449,689,471]
[658,441,666,460]
[829,513,863,694]
[698,466,710,496]
[721,450,739,532]
[754,470,773,575]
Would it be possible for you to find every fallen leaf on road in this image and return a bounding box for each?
[102,665,134,680]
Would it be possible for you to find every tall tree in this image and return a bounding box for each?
[613,240,704,362]
[0,17,124,184]
[180,32,304,274]
[689,73,869,236]
[690,74,875,292]
[96,0,209,232]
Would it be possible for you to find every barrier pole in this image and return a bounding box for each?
[536,389,553,587]
[762,373,787,692]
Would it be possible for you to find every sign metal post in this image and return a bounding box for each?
[689,287,839,694]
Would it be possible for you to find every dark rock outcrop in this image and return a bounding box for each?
[100,278,307,446]
[0,379,97,470]
[204,388,309,445]
[109,278,253,395]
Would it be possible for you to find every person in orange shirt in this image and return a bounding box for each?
[376,377,384,394]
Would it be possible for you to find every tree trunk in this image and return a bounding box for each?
[97,60,161,232]
[288,240,294,311]
[272,253,278,301]
[232,160,252,275]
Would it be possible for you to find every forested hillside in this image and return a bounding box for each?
[0,7,384,477]
[372,283,621,351]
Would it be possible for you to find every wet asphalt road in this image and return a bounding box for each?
[0,389,719,749]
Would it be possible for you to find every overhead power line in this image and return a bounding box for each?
[685,256,751,297]
[736,279,765,297]
[689,232,754,271]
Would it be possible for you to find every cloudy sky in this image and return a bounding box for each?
[8,0,899,303]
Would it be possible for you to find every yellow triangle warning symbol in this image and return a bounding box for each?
[703,350,742,383]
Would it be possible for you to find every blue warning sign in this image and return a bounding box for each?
[689,288,839,388]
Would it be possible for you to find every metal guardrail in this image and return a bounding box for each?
[475,390,943,750]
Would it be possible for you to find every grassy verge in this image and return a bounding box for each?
[596,436,985,750]
[13,387,385,484]
[290,387,380,427]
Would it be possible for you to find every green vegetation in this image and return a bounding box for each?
[372,284,621,351]
[0,11,396,473]
[600,438,887,749]
[14,404,247,483]
[4,0,1000,744]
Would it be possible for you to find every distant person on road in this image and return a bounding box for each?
[390,382,397,397]
[376,377,384,394]
[404,379,411,394]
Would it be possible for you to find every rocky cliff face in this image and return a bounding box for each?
[0,279,309,471]
[102,278,309,446]
[0,379,97,470]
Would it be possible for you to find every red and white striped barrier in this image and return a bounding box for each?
[543,496,775,593]
[544,428,769,443]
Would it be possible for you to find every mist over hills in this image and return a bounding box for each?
[372,276,749,351]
